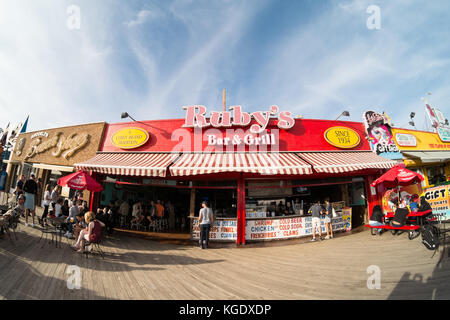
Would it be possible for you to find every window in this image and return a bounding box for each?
[426,165,446,186]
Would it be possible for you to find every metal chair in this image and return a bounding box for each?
[130,219,143,231]
[83,227,105,259]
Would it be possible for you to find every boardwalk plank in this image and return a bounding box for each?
[1,224,449,299]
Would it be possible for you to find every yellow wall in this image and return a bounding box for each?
[392,128,450,188]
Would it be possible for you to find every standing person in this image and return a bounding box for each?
[198,201,214,249]
[50,185,60,212]
[36,178,43,207]
[156,200,165,219]
[167,200,175,230]
[39,184,52,226]
[71,211,105,253]
[108,200,118,230]
[146,200,156,225]
[14,174,26,200]
[308,200,324,242]
[23,174,38,227]
[324,199,334,240]
[119,199,130,227]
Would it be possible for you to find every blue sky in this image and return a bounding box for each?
[0,0,449,132]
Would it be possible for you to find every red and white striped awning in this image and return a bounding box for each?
[297,152,398,173]
[74,153,178,177]
[169,153,312,176]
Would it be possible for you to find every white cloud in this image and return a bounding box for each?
[124,9,159,27]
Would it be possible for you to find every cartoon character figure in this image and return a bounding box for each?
[369,125,393,145]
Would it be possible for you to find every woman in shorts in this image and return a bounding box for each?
[324,199,334,240]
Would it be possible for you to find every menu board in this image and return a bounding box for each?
[192,219,237,241]
[245,214,346,241]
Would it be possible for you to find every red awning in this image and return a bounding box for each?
[74,153,178,177]
[297,152,398,173]
[169,153,312,176]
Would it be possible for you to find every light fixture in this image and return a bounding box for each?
[410,112,415,119]
[121,112,137,122]
[409,121,415,127]
[335,111,350,120]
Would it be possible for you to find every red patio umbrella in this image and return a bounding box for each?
[371,165,424,189]
[57,170,103,192]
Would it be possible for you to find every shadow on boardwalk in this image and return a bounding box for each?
[0,252,106,299]
[0,226,226,300]
[388,240,450,299]
[1,228,225,271]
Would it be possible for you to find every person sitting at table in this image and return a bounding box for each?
[63,200,80,238]
[54,198,64,217]
[130,201,144,226]
[390,207,410,233]
[97,207,113,235]
[61,199,70,217]
[0,194,26,237]
[368,205,385,235]
[71,211,105,253]
[388,192,398,212]
[418,195,432,213]
[73,213,87,240]
[409,194,419,212]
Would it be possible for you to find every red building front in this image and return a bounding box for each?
[75,107,397,244]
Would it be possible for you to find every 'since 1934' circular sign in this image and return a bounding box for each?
[111,127,149,149]
[324,126,361,149]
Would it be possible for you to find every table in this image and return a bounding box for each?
[41,217,67,248]
[385,210,433,226]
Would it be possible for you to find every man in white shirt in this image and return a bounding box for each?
[119,200,130,227]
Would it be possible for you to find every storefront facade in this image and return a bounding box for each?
[75,106,397,244]
[5,122,106,206]
[390,127,450,221]
[391,127,450,187]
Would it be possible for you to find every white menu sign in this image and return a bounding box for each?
[245,215,346,240]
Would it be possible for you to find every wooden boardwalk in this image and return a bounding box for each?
[1,223,449,300]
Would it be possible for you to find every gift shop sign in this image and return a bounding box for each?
[182,105,295,134]
[111,127,149,149]
[424,185,450,221]
[324,126,361,149]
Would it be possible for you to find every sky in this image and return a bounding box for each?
[0,0,449,133]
